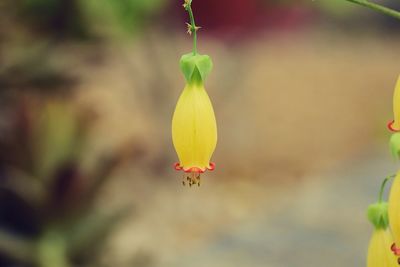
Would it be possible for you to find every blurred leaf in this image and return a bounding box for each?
[66,206,133,261]
[80,0,167,36]
[0,168,46,208]
[33,102,84,182]
[0,228,36,264]
[38,231,70,267]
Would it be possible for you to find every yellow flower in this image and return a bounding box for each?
[367,229,398,267]
[367,202,399,266]
[388,75,400,132]
[389,172,400,249]
[172,53,216,186]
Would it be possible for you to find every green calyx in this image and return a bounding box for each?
[180,53,213,84]
[367,202,389,229]
[390,133,400,160]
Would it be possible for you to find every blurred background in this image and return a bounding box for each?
[1,0,400,266]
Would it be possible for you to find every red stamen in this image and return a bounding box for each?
[388,120,400,132]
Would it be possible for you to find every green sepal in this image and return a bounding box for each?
[367,202,389,229]
[180,53,213,84]
[390,133,400,160]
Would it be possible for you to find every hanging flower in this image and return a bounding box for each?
[367,202,398,266]
[388,76,400,132]
[172,53,217,186]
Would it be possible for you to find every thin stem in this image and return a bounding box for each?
[345,0,400,20]
[379,174,396,203]
[185,0,198,55]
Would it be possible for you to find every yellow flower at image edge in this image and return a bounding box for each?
[389,172,400,256]
[367,229,398,267]
[367,202,398,266]
[172,53,217,186]
[388,75,400,132]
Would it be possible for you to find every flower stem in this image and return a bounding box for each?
[185,0,198,55]
[379,174,396,203]
[345,0,400,20]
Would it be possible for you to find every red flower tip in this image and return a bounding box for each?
[174,162,183,171]
[388,120,400,132]
[207,162,216,171]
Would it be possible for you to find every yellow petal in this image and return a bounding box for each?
[389,172,400,245]
[367,229,398,267]
[392,76,400,130]
[172,83,217,172]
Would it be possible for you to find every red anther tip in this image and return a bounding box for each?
[174,162,183,171]
[207,162,216,171]
[388,120,400,132]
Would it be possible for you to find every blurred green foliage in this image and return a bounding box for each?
[0,99,133,267]
[81,0,167,36]
[12,0,167,38]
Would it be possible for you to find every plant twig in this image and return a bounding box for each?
[345,0,400,20]
[183,0,199,55]
[379,174,396,202]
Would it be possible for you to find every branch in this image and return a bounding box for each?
[345,0,400,20]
